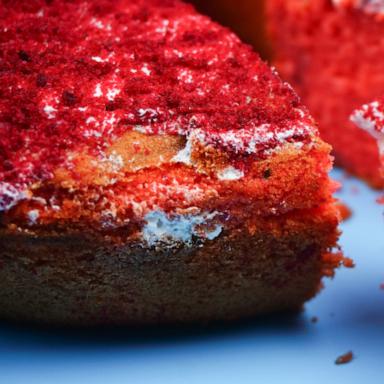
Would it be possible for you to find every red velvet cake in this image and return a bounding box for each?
[267,0,384,188]
[0,0,342,325]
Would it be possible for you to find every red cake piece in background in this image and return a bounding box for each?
[0,0,342,325]
[267,0,384,188]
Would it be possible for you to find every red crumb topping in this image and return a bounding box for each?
[335,351,354,365]
[0,0,316,210]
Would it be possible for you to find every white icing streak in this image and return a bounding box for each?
[172,136,193,165]
[191,121,310,155]
[0,182,27,212]
[142,210,223,247]
[217,166,244,181]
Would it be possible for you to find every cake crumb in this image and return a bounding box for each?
[335,351,354,365]
[343,257,355,268]
[336,202,352,221]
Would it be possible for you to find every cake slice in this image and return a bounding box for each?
[0,0,342,325]
[267,0,384,188]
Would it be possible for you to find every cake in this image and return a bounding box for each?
[0,0,342,325]
[267,0,384,188]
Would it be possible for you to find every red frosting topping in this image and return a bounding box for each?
[0,0,316,210]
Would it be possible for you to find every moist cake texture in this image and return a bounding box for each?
[0,0,342,325]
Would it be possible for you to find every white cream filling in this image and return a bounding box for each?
[172,135,193,165]
[217,166,244,181]
[0,182,28,212]
[27,209,40,225]
[142,210,223,247]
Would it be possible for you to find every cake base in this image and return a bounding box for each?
[0,208,340,326]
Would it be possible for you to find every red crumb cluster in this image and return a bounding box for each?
[335,351,354,365]
[0,0,316,210]
[336,202,353,222]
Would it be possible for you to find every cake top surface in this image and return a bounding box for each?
[0,0,316,212]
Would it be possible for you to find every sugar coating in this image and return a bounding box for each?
[142,210,223,247]
[0,0,317,212]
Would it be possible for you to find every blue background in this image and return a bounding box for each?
[0,168,383,384]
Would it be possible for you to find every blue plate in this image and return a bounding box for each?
[1,168,383,384]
